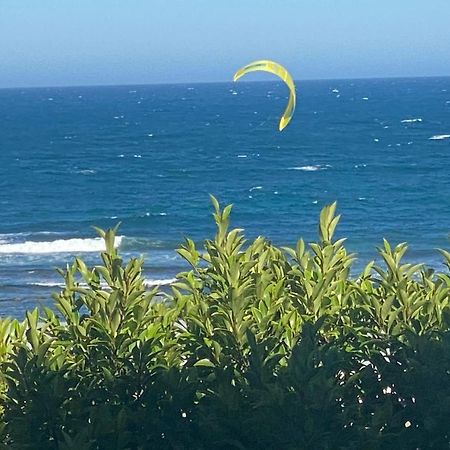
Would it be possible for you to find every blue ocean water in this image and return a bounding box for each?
[1,77,450,317]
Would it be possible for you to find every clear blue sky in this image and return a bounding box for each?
[1,0,450,88]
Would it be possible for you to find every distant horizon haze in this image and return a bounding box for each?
[1,0,450,89]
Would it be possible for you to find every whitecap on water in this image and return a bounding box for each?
[401,118,422,123]
[31,281,64,288]
[429,134,450,140]
[288,165,327,172]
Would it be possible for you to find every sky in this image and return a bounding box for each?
[1,0,450,88]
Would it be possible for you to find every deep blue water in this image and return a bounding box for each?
[1,78,450,316]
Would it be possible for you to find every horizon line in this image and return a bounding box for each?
[1,73,450,91]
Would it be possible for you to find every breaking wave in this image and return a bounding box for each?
[0,236,123,254]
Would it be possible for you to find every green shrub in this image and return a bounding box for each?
[0,317,26,441]
[1,199,450,449]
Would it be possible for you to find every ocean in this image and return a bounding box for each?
[1,77,450,317]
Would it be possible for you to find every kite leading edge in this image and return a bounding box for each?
[233,60,296,131]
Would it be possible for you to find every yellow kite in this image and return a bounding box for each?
[233,60,296,131]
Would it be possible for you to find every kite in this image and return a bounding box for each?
[233,60,296,131]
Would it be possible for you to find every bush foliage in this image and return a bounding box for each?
[1,198,450,449]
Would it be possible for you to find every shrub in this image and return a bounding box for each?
[1,199,450,449]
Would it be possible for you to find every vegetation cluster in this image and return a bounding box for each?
[1,199,450,449]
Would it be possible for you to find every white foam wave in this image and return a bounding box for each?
[288,165,328,172]
[0,236,123,254]
[144,278,177,287]
[31,280,110,289]
[31,277,177,289]
[31,281,64,287]
[401,118,422,123]
[429,134,450,140]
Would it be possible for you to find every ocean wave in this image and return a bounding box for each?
[0,236,123,254]
[401,118,422,123]
[429,134,450,140]
[30,281,64,287]
[287,165,329,172]
[76,169,96,175]
[29,277,177,289]
[0,231,68,239]
[144,278,177,287]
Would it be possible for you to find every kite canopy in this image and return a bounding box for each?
[233,60,296,131]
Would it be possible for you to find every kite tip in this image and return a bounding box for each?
[279,118,288,132]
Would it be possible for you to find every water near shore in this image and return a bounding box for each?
[1,77,450,316]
